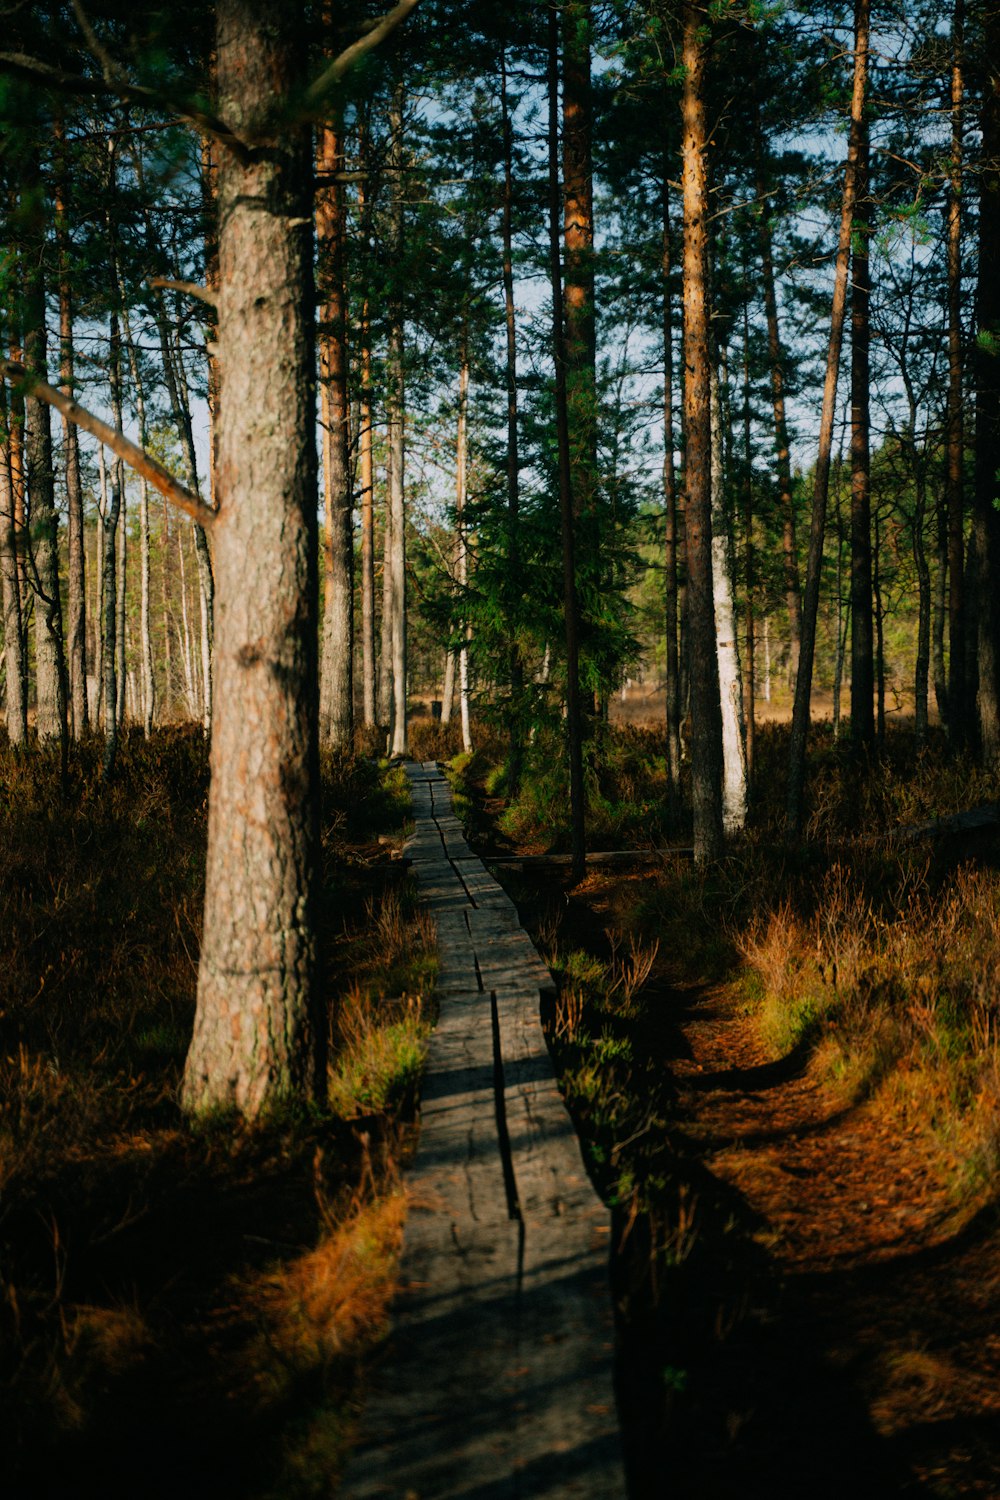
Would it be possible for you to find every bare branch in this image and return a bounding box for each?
[304,0,421,109]
[1,359,216,530]
[148,277,218,308]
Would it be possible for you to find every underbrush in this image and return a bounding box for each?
[455,721,675,851]
[478,720,1000,1207]
[0,728,433,1499]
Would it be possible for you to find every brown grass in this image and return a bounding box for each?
[0,729,433,1499]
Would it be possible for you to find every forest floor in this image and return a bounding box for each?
[452,759,1000,1500]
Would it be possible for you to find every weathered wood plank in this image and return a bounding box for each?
[343,763,624,1497]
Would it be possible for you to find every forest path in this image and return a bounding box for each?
[667,975,1000,1496]
[550,869,1000,1499]
[340,762,625,1499]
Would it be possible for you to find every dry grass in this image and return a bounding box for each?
[0,729,434,1499]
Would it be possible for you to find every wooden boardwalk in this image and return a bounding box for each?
[341,762,624,1499]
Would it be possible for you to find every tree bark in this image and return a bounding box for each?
[786,0,868,833]
[548,0,586,880]
[317,99,354,748]
[55,120,87,739]
[358,145,376,729]
[681,1,724,863]
[387,89,408,758]
[946,0,966,741]
[562,0,597,531]
[662,169,682,817]
[0,378,27,744]
[972,1,1000,767]
[23,197,68,752]
[850,99,875,749]
[741,295,756,783]
[119,301,156,735]
[101,482,121,779]
[754,113,802,689]
[456,348,473,755]
[710,359,747,831]
[182,0,322,1116]
[501,44,524,783]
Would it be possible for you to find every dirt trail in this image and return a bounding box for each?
[542,873,1000,1500]
[645,969,1000,1498]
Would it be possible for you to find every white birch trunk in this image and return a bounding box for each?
[456,354,472,754]
[710,361,747,832]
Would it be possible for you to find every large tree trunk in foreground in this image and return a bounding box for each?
[681,1,724,864]
[182,0,322,1116]
[318,103,354,749]
[786,0,868,833]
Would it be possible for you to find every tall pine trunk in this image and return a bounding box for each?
[387,89,408,758]
[182,0,322,1116]
[501,45,524,783]
[55,123,87,739]
[754,110,802,689]
[849,99,875,749]
[317,102,354,748]
[358,150,376,729]
[0,379,27,744]
[681,1,724,863]
[24,204,67,753]
[662,170,682,817]
[947,0,966,740]
[710,359,747,831]
[548,0,586,880]
[787,0,868,833]
[972,1,1000,766]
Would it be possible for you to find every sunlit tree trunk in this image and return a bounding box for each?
[377,494,393,727]
[710,360,747,832]
[850,97,875,750]
[662,169,682,817]
[787,0,868,833]
[101,481,121,779]
[548,0,586,879]
[947,0,966,740]
[754,112,801,690]
[681,1,724,863]
[168,329,213,733]
[456,350,473,755]
[182,0,322,1115]
[741,296,756,783]
[387,89,408,758]
[0,379,27,744]
[501,44,524,782]
[358,153,376,728]
[24,216,68,753]
[972,0,1000,767]
[317,99,353,748]
[120,303,155,735]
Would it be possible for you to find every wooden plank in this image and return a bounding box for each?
[343,762,624,1496]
